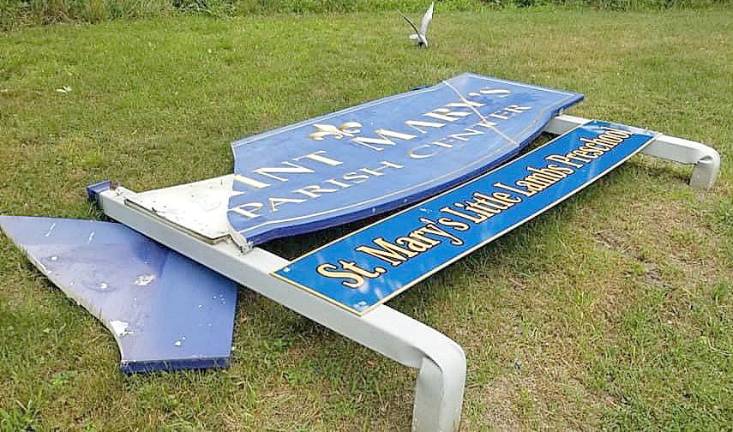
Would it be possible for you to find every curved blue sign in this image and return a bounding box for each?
[228,73,582,247]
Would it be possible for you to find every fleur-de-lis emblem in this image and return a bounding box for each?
[309,122,362,141]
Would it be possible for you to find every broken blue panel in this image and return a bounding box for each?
[227,73,583,247]
[0,216,238,373]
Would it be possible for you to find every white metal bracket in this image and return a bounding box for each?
[546,115,721,190]
[93,114,719,431]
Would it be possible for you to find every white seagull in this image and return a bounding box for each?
[400,2,434,48]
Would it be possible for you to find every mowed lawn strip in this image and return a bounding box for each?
[0,8,731,431]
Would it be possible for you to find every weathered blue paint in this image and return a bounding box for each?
[0,216,238,373]
[228,73,583,247]
[274,121,657,315]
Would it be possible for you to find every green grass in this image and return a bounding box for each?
[2,0,731,30]
[1,8,732,431]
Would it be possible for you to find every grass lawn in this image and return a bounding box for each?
[1,7,732,431]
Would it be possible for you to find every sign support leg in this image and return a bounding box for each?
[413,349,466,432]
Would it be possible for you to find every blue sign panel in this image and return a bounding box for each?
[274,121,657,315]
[227,73,582,247]
[0,216,238,373]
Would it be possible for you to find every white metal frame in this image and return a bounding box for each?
[94,114,719,432]
[546,115,721,190]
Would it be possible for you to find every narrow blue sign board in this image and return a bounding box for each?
[274,121,657,315]
[227,73,583,247]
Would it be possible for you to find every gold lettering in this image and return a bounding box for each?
[424,107,473,122]
[405,119,446,134]
[269,197,306,211]
[479,88,511,97]
[494,182,536,197]
[491,191,522,203]
[525,172,559,187]
[396,236,434,252]
[228,203,263,219]
[233,174,269,190]
[545,154,584,168]
[293,185,338,199]
[473,192,512,209]
[293,150,343,166]
[254,161,314,182]
[323,178,352,189]
[449,128,484,142]
[356,238,418,266]
[437,217,470,231]
[339,260,385,278]
[342,172,370,184]
[351,129,416,151]
[516,179,548,192]
[409,144,439,159]
[316,263,364,289]
[460,202,498,218]
[441,206,488,223]
[505,104,531,113]
[417,219,465,245]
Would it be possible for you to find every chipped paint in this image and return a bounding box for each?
[134,274,156,286]
[110,320,132,337]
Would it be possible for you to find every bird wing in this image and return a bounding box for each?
[399,11,421,37]
[420,2,434,36]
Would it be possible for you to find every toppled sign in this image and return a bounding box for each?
[126,73,583,247]
[274,121,656,314]
[0,73,720,431]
